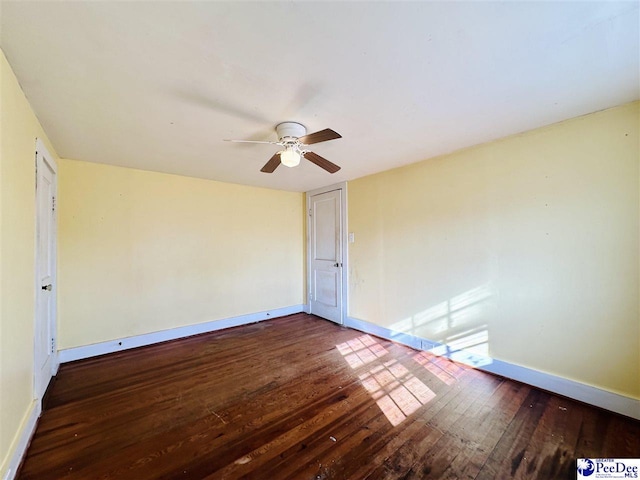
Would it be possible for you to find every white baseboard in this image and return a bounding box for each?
[59,305,304,364]
[52,308,640,419]
[2,401,40,480]
[345,316,423,350]
[344,316,640,420]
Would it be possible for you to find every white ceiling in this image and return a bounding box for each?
[1,1,638,192]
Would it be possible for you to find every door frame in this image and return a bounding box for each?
[34,137,58,402]
[305,182,348,324]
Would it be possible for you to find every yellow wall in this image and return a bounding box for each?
[2,37,638,477]
[0,50,59,476]
[348,102,639,399]
[58,159,304,348]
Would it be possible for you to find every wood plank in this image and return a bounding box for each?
[438,380,531,479]
[474,388,552,480]
[17,313,640,479]
[510,392,582,479]
[359,372,503,479]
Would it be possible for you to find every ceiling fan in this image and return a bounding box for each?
[224,122,342,173]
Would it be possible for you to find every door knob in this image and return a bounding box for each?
[42,284,52,291]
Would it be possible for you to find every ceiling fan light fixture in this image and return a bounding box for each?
[280,147,301,167]
[227,122,341,173]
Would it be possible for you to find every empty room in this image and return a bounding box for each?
[1,2,638,479]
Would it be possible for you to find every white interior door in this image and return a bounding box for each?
[35,139,57,400]
[309,188,343,324]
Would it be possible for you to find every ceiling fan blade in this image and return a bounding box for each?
[260,153,281,173]
[304,151,341,173]
[298,128,342,145]
[224,139,280,145]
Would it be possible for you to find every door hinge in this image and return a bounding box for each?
[52,196,56,212]
[51,338,55,353]
[309,208,312,216]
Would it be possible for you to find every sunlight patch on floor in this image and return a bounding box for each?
[412,351,460,385]
[337,335,435,426]
[335,334,389,369]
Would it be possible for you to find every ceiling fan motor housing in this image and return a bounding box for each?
[276,122,306,142]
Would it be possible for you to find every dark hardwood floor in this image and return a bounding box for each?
[18,313,639,479]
